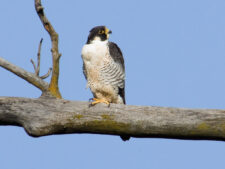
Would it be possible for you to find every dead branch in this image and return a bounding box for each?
[30,39,52,79]
[0,97,225,141]
[0,1,61,98]
[40,68,52,79]
[35,0,62,98]
[0,57,48,91]
[30,38,42,76]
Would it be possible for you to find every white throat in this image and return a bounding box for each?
[90,37,108,44]
[82,37,109,63]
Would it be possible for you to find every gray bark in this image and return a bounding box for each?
[1,97,225,141]
[0,57,48,91]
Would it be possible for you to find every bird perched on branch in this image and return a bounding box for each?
[81,26,129,141]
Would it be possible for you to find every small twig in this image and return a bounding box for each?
[30,38,52,80]
[40,68,52,79]
[30,59,37,72]
[36,38,43,76]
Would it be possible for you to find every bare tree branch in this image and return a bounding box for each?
[0,57,48,91]
[1,97,225,141]
[35,0,62,98]
[31,38,43,76]
[30,39,52,79]
[30,59,37,73]
[1,1,61,98]
[40,68,52,79]
[36,38,42,76]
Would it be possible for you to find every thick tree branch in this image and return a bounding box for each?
[35,0,61,98]
[0,57,48,91]
[1,97,225,141]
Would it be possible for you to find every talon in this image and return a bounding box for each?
[91,98,110,105]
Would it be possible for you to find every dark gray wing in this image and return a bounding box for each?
[108,42,125,71]
[109,42,129,140]
[108,42,126,104]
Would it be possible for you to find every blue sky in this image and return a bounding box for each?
[1,0,225,169]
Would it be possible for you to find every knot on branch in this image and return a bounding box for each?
[36,4,44,14]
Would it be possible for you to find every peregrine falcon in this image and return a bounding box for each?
[81,26,125,105]
[81,26,129,141]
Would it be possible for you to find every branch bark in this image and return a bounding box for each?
[0,57,49,91]
[1,97,225,141]
[35,0,61,98]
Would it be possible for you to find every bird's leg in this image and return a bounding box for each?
[91,98,110,106]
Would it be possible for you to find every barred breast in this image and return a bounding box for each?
[81,40,125,104]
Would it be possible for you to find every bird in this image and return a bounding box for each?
[81,25,130,141]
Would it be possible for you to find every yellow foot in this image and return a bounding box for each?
[91,98,110,106]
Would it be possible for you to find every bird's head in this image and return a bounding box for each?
[87,26,112,44]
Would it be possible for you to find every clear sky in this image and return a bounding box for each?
[1,0,225,169]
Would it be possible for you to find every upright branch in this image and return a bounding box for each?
[30,38,52,79]
[31,38,43,76]
[35,0,62,98]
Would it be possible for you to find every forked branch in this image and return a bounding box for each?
[0,0,61,98]
[30,38,52,79]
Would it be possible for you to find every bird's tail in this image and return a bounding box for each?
[120,135,130,141]
[119,91,130,141]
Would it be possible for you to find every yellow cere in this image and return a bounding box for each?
[105,27,110,34]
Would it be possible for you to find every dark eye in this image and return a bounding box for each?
[98,30,105,34]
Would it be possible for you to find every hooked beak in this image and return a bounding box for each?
[105,27,112,34]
